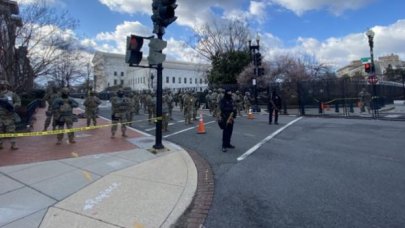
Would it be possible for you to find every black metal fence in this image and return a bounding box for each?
[213,79,405,120]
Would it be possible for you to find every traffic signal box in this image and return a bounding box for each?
[125,35,144,65]
[364,63,371,73]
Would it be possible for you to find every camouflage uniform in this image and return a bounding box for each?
[145,92,155,124]
[133,92,140,115]
[43,87,60,131]
[183,92,193,124]
[205,90,212,112]
[52,88,79,145]
[216,89,224,117]
[193,92,200,120]
[235,91,244,116]
[110,89,131,138]
[83,91,101,127]
[244,92,252,113]
[166,91,174,120]
[0,80,21,150]
[210,89,218,117]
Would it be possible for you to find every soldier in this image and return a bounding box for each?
[52,88,79,145]
[205,90,212,112]
[43,86,60,131]
[210,89,218,117]
[145,91,156,124]
[0,80,21,150]
[244,91,252,114]
[193,92,200,120]
[235,90,244,116]
[83,90,101,127]
[183,91,193,124]
[110,89,131,138]
[216,88,224,117]
[166,90,174,120]
[133,91,141,115]
[268,91,282,125]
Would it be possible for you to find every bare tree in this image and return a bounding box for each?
[16,0,78,79]
[47,49,87,88]
[191,20,250,61]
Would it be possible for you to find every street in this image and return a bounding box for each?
[97,104,405,228]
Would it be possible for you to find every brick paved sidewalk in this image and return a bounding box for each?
[0,106,143,166]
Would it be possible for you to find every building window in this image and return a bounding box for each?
[172,77,175,83]
[114,79,117,85]
[178,77,181,84]
[195,78,198,84]
[166,76,169,83]
[184,77,187,84]
[120,80,124,85]
[121,72,124,76]
[200,78,203,84]
[190,78,192,84]
[205,79,208,84]
[114,71,117,76]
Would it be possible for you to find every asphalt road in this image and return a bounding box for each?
[95,102,405,228]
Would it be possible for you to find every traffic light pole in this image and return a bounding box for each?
[153,31,164,149]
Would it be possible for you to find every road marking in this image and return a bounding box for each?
[98,115,152,137]
[163,120,216,138]
[237,117,303,161]
[144,122,179,131]
[177,120,185,123]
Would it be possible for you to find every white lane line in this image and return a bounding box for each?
[163,120,216,138]
[177,120,185,123]
[145,122,182,132]
[237,117,303,161]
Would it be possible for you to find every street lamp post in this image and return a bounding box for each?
[248,33,260,112]
[366,28,378,118]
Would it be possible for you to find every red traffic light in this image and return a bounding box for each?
[364,63,371,73]
[129,35,144,51]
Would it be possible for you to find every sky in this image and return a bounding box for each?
[17,0,405,70]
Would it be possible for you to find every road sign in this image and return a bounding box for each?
[367,75,378,84]
[361,57,371,64]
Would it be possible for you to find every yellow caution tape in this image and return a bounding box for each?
[0,116,163,138]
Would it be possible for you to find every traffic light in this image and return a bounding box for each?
[364,63,371,73]
[148,38,167,65]
[151,0,177,34]
[125,35,144,65]
[254,52,262,66]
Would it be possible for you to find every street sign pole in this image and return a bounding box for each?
[153,30,164,150]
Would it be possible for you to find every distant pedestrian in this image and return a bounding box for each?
[52,88,79,145]
[219,89,237,152]
[0,80,21,150]
[268,91,282,125]
[83,90,101,127]
[358,88,371,113]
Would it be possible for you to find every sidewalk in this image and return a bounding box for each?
[0,106,197,228]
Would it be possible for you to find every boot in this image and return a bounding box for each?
[11,142,18,150]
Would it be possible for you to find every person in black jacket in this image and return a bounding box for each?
[268,91,282,125]
[220,89,237,152]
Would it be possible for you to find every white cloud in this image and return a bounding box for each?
[259,20,405,69]
[268,0,373,15]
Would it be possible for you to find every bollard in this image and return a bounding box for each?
[319,102,323,114]
[349,102,354,113]
[335,102,339,113]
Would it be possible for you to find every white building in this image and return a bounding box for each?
[336,54,405,78]
[92,51,210,92]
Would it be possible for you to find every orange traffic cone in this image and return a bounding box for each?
[197,113,206,134]
[247,108,255,119]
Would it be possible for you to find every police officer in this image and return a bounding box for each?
[268,91,282,125]
[219,89,237,152]
[83,90,101,127]
[52,88,79,145]
[0,80,21,150]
